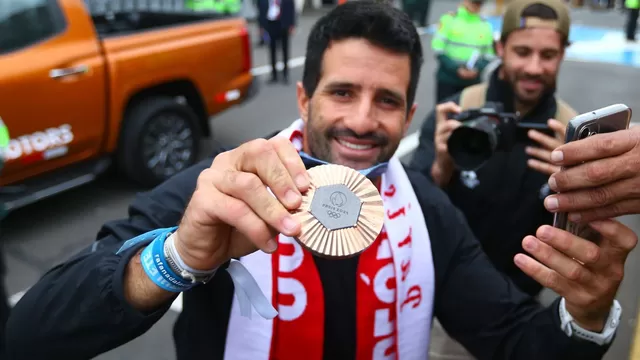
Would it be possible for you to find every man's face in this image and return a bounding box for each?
[464,0,484,13]
[497,27,565,105]
[296,38,417,170]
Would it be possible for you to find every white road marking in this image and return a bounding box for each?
[8,24,640,313]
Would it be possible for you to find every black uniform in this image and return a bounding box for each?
[410,68,564,297]
[6,144,609,360]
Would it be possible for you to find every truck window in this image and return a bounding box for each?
[0,0,66,55]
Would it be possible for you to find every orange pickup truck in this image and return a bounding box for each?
[0,0,257,211]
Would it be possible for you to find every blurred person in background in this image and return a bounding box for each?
[0,118,10,355]
[255,0,268,46]
[625,0,638,41]
[432,0,495,103]
[411,0,580,358]
[258,0,296,84]
[185,0,241,14]
[403,0,432,27]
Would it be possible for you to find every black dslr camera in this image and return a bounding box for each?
[446,102,552,171]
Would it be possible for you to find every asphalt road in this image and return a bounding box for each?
[4,3,640,359]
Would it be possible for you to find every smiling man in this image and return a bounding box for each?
[6,2,636,360]
[410,0,582,358]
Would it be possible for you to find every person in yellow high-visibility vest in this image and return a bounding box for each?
[431,0,495,102]
[185,0,241,14]
[626,0,638,41]
[0,117,9,356]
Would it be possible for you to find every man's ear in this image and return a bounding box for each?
[297,81,309,123]
[495,40,505,58]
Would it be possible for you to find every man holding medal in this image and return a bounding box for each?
[6,2,637,359]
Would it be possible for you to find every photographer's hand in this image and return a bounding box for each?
[526,119,566,176]
[431,102,462,187]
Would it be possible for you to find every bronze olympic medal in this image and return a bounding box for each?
[290,164,385,258]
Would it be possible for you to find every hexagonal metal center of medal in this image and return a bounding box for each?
[309,184,362,231]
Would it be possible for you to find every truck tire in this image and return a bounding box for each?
[117,96,202,187]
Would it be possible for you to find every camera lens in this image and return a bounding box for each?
[579,127,591,140]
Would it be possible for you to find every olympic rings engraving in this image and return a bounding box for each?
[326,210,341,219]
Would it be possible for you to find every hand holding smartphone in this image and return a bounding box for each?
[552,104,632,242]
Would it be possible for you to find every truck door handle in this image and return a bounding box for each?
[49,65,89,79]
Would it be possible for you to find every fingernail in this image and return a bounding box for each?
[514,254,527,266]
[538,226,552,240]
[548,176,557,191]
[525,146,532,153]
[523,237,537,251]
[569,213,581,222]
[295,174,309,189]
[266,239,278,252]
[551,150,563,162]
[286,189,300,204]
[282,216,298,233]
[545,196,559,211]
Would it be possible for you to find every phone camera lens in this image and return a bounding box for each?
[579,127,591,139]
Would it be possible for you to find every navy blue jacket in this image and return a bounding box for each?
[257,0,296,30]
[6,145,611,359]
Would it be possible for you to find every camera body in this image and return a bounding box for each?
[446,102,551,171]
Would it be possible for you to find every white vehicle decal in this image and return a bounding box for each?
[2,124,74,161]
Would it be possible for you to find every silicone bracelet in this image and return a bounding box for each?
[140,229,195,293]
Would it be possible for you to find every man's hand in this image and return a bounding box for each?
[526,119,566,176]
[174,137,310,271]
[431,101,462,186]
[457,67,478,80]
[544,127,640,222]
[289,26,295,35]
[515,220,637,331]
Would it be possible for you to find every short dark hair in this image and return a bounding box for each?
[302,0,423,110]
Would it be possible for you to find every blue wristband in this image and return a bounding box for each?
[116,226,178,255]
[140,229,195,293]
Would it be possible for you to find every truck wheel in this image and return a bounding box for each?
[118,96,202,187]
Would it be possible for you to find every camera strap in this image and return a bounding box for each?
[459,83,577,128]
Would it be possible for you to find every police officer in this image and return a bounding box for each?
[185,0,241,14]
[432,0,495,103]
[626,0,638,41]
[0,118,10,356]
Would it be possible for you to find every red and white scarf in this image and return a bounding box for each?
[223,119,435,359]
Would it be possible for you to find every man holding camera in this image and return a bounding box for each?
[411,0,578,358]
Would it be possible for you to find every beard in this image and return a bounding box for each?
[503,67,556,105]
[304,106,396,170]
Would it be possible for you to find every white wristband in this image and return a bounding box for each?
[165,231,278,320]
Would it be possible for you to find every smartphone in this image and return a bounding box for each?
[552,104,632,242]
